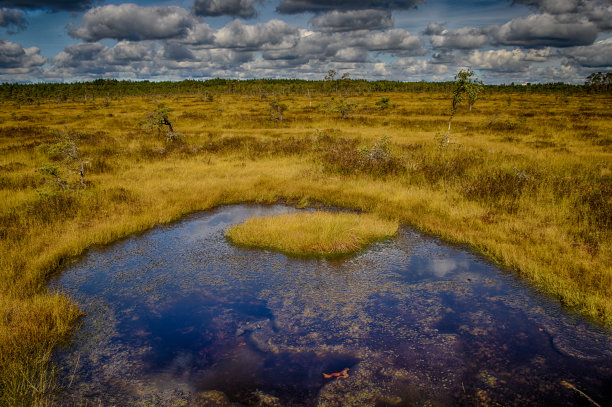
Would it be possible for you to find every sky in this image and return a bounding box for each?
[0,0,611,84]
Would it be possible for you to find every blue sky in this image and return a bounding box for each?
[1,0,611,83]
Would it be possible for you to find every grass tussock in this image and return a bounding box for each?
[0,91,610,405]
[225,211,398,257]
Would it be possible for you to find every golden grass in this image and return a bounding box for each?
[0,90,610,405]
[226,211,398,257]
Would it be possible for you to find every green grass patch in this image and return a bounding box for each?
[225,211,398,257]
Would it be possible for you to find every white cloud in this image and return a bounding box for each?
[0,37,45,68]
[214,19,299,49]
[430,27,488,49]
[565,37,612,67]
[488,13,598,47]
[466,48,552,71]
[68,4,198,42]
[514,0,612,31]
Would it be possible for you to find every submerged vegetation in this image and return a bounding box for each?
[0,79,610,405]
[226,211,398,257]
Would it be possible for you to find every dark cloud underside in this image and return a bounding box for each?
[193,0,260,18]
[309,9,393,32]
[277,0,424,14]
[565,38,612,67]
[0,37,44,69]
[488,14,598,47]
[0,7,26,32]
[0,0,97,12]
[513,0,612,31]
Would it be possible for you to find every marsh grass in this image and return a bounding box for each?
[225,211,398,257]
[0,91,610,405]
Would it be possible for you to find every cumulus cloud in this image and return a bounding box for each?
[487,13,598,47]
[193,0,261,18]
[430,50,458,64]
[565,37,612,67]
[0,8,26,33]
[360,29,425,55]
[49,40,260,80]
[309,9,393,32]
[393,57,449,79]
[214,19,299,49]
[430,27,488,49]
[510,0,612,35]
[528,63,582,83]
[162,43,195,61]
[466,48,552,71]
[52,42,106,71]
[277,0,425,14]
[52,41,154,77]
[68,4,198,42]
[260,27,424,67]
[513,0,612,30]
[0,37,45,73]
[422,22,444,35]
[0,0,96,12]
[513,0,580,13]
[373,61,389,75]
[334,47,369,62]
[179,22,215,45]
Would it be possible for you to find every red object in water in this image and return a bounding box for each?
[323,368,349,379]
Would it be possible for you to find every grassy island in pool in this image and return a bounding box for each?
[225,211,398,257]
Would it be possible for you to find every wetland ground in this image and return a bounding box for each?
[0,85,610,405]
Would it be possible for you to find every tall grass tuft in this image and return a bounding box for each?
[226,211,398,257]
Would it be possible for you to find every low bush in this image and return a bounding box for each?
[322,136,405,176]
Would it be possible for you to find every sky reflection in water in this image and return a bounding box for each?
[49,205,612,406]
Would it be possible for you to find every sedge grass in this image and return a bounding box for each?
[226,211,398,257]
[0,91,610,405]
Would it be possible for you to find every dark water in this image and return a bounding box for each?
[49,204,612,406]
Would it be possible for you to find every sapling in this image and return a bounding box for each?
[442,69,483,146]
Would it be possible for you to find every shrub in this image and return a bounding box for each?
[375,97,390,110]
[322,136,405,176]
[39,131,88,189]
[268,98,287,121]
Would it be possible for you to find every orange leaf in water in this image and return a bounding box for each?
[323,368,349,379]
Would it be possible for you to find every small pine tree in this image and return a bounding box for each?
[39,131,88,189]
[147,103,178,141]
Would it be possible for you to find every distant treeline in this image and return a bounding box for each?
[0,78,605,101]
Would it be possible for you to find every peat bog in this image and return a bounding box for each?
[49,204,612,406]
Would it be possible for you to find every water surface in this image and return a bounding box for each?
[50,204,612,406]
